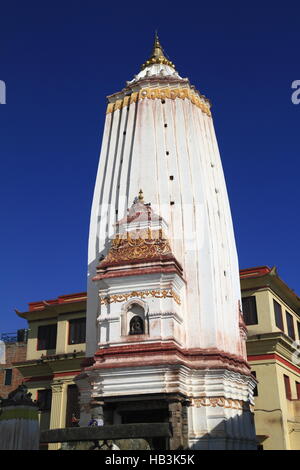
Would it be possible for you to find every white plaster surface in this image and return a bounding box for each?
[87,63,242,359]
[81,59,256,449]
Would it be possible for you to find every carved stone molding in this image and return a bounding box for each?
[148,311,183,323]
[51,382,64,394]
[191,397,254,412]
[97,315,120,323]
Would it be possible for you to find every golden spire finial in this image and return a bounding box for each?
[152,31,164,59]
[138,189,144,203]
[141,33,175,70]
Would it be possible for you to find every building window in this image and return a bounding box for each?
[4,368,12,386]
[273,300,284,331]
[68,318,86,345]
[296,382,300,400]
[252,371,258,397]
[37,389,52,411]
[242,296,258,325]
[284,375,292,400]
[286,312,295,340]
[37,324,57,350]
[66,384,80,427]
[298,321,300,340]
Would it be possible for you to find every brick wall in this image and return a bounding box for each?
[0,342,27,398]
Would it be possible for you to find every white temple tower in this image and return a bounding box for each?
[79,35,257,449]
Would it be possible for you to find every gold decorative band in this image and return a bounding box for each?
[106,87,211,117]
[192,397,254,412]
[141,56,175,70]
[100,289,181,306]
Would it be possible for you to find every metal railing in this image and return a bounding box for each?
[0,330,28,343]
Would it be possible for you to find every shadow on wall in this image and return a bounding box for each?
[187,407,257,450]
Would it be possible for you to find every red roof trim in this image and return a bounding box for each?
[90,342,251,374]
[29,292,87,311]
[239,266,271,279]
[93,265,185,282]
[23,370,81,382]
[248,353,300,375]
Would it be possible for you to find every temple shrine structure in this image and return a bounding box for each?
[77,34,257,449]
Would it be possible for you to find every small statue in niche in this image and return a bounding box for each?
[129,315,144,335]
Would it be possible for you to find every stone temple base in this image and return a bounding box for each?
[76,359,257,450]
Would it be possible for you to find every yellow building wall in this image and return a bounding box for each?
[27,315,86,361]
[56,314,86,355]
[27,376,78,450]
[250,357,300,450]
[288,398,300,450]
[17,303,86,449]
[245,290,273,336]
[251,360,286,450]
[245,289,300,340]
[270,291,299,340]
[27,319,57,360]
[275,363,300,450]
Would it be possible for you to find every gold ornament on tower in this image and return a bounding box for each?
[141,32,176,70]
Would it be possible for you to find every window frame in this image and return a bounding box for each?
[4,368,12,386]
[284,374,292,400]
[241,296,258,325]
[68,317,86,345]
[37,323,57,350]
[286,311,295,340]
[273,299,284,331]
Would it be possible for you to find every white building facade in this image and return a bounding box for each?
[78,35,257,450]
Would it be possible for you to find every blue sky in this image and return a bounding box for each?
[0,1,299,333]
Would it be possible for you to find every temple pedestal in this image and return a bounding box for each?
[76,348,257,450]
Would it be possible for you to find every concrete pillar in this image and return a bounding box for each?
[49,381,68,450]
[56,319,68,354]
